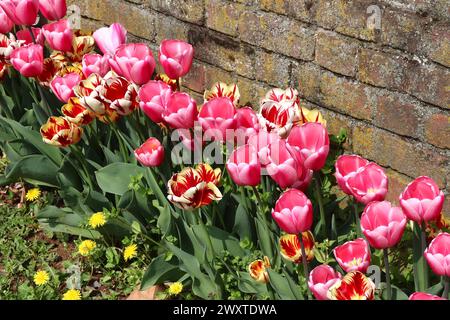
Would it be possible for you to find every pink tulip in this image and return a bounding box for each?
[409,292,446,300]
[308,265,342,300]
[82,53,110,78]
[247,130,280,167]
[199,97,236,142]
[360,201,407,249]
[42,19,73,52]
[0,0,39,26]
[109,43,155,85]
[272,189,313,234]
[226,144,261,187]
[162,92,197,129]
[0,7,13,33]
[335,155,369,195]
[287,122,330,171]
[333,238,371,273]
[234,107,260,143]
[424,232,450,277]
[16,28,44,46]
[346,163,388,205]
[10,44,43,77]
[50,72,80,103]
[134,137,165,167]
[138,80,172,124]
[38,0,66,20]
[159,39,194,79]
[93,23,127,56]
[399,176,445,224]
[266,140,312,190]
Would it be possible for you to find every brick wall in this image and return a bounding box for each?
[69,0,450,213]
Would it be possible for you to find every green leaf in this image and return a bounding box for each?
[380,283,409,300]
[6,154,59,187]
[233,204,256,242]
[95,162,144,195]
[412,223,429,291]
[237,271,268,295]
[267,269,300,300]
[140,255,184,290]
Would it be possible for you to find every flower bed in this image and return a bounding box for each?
[0,0,448,301]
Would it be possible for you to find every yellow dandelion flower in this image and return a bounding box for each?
[123,244,138,262]
[62,289,81,300]
[25,188,41,201]
[168,282,183,295]
[33,270,49,286]
[88,212,107,229]
[78,240,96,256]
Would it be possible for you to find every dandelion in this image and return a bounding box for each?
[78,240,96,256]
[123,244,137,262]
[168,282,183,296]
[88,212,107,229]
[62,289,82,300]
[25,188,41,201]
[33,270,49,286]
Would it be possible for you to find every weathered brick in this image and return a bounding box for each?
[374,92,420,138]
[358,49,409,90]
[423,23,450,68]
[237,77,271,107]
[294,62,321,102]
[424,113,450,149]
[182,60,206,94]
[148,0,204,25]
[238,10,315,61]
[319,72,374,121]
[205,0,243,36]
[259,0,289,15]
[315,30,359,77]
[314,106,352,139]
[260,0,315,22]
[204,64,235,92]
[255,50,291,87]
[154,14,191,43]
[385,169,411,205]
[352,125,376,159]
[405,62,450,109]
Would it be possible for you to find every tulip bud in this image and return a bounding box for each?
[138,80,172,124]
[335,155,369,195]
[82,53,110,78]
[308,265,342,300]
[346,163,388,205]
[134,137,165,167]
[159,39,194,79]
[42,19,74,53]
[39,0,67,21]
[93,23,127,56]
[424,232,450,278]
[0,0,39,26]
[226,145,261,187]
[50,72,81,103]
[0,7,14,34]
[198,97,236,142]
[333,238,371,273]
[163,92,198,129]
[272,189,313,234]
[10,44,44,77]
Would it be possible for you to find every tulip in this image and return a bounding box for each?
[67,34,96,63]
[265,140,311,190]
[279,232,315,264]
[204,82,240,106]
[335,155,370,195]
[346,163,388,205]
[424,232,450,277]
[163,92,197,129]
[248,256,270,284]
[198,97,236,142]
[82,53,110,78]
[327,271,376,300]
[226,145,261,187]
[0,61,7,80]
[37,57,61,86]
[287,122,330,171]
[138,80,172,124]
[16,28,45,46]
[247,130,280,167]
[61,97,95,126]
[73,73,106,115]
[93,23,127,56]
[99,75,139,116]
[10,44,43,77]
[0,33,21,62]
[42,19,74,52]
[409,292,446,300]
[109,43,155,85]
[0,0,39,26]
[159,39,194,79]
[308,265,342,300]
[40,116,83,147]
[134,137,165,167]
[167,163,222,211]
[38,0,66,21]
[262,88,298,104]
[361,201,407,249]
[399,176,445,224]
[272,189,313,235]
[234,107,260,142]
[334,238,371,273]
[50,72,81,103]
[298,106,327,127]
[0,7,13,34]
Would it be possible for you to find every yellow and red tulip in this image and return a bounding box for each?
[327,271,376,300]
[204,82,240,106]
[279,231,315,264]
[40,116,83,147]
[297,106,327,127]
[248,256,270,284]
[61,97,95,126]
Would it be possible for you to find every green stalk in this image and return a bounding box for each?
[313,174,327,237]
[420,223,430,289]
[383,248,392,300]
[299,235,312,300]
[197,209,215,258]
[70,145,94,190]
[443,277,449,299]
[353,202,362,238]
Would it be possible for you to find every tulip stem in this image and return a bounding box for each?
[70,145,94,190]
[313,174,327,237]
[383,248,392,300]
[197,209,215,258]
[353,202,363,238]
[299,236,312,300]
[420,222,430,289]
[443,277,449,299]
